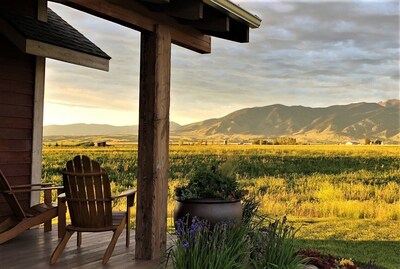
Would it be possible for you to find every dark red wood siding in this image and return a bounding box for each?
[0,0,37,216]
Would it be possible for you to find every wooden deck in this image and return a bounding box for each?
[0,226,170,269]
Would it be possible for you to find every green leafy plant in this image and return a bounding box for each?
[249,216,308,269]
[164,195,308,269]
[165,216,251,269]
[175,162,246,201]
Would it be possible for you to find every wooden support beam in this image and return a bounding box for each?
[54,0,211,53]
[140,0,169,3]
[200,16,248,43]
[190,16,229,33]
[26,39,109,71]
[31,0,47,207]
[167,0,203,20]
[135,24,171,260]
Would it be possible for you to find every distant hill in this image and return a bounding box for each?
[175,99,400,143]
[44,122,182,136]
[44,100,399,143]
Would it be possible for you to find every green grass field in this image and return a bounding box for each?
[42,144,400,268]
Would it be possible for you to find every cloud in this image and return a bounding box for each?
[45,1,399,125]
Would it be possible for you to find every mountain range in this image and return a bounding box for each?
[44,100,400,143]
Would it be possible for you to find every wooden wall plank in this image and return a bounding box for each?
[0,164,32,177]
[0,80,34,95]
[0,117,33,129]
[0,104,33,118]
[0,140,32,151]
[0,92,33,106]
[0,128,32,139]
[0,23,35,216]
[0,151,31,164]
[135,24,171,260]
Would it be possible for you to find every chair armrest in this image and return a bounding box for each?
[112,189,136,208]
[112,189,136,199]
[11,183,53,189]
[3,186,64,193]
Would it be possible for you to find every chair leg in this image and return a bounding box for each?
[44,189,52,232]
[125,211,130,247]
[50,230,74,265]
[77,232,82,247]
[57,195,66,239]
[103,217,126,264]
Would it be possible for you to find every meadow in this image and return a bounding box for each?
[42,144,400,268]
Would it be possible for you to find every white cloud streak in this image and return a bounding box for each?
[44,1,399,125]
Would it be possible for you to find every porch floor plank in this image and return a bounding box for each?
[0,226,166,269]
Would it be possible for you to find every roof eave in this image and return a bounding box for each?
[203,0,261,29]
[26,39,110,71]
[0,16,110,71]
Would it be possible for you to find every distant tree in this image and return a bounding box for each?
[274,137,297,145]
[253,139,266,145]
[364,138,371,145]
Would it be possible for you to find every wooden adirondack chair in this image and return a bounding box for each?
[50,155,136,265]
[0,169,65,244]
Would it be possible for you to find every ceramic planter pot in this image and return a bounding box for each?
[174,198,242,227]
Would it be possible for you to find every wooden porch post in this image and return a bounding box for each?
[135,24,171,260]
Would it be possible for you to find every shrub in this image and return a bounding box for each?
[174,163,245,201]
[249,216,308,269]
[165,216,251,269]
[164,199,308,269]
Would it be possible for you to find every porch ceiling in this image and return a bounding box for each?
[138,0,261,42]
[52,0,261,53]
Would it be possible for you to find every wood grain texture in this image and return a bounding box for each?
[31,56,46,206]
[0,92,33,106]
[135,24,171,260]
[0,170,60,244]
[55,0,211,53]
[0,33,35,216]
[0,117,33,129]
[0,226,171,269]
[53,156,135,264]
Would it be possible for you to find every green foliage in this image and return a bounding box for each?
[166,213,307,269]
[274,137,297,145]
[175,162,243,201]
[295,238,400,269]
[167,217,251,269]
[41,145,400,268]
[250,216,308,269]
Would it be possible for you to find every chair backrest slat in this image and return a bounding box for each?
[62,155,113,228]
[73,156,90,225]
[0,170,25,219]
[82,155,99,227]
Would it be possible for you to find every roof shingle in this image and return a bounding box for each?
[1,8,110,60]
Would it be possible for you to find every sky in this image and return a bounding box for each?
[44,0,400,126]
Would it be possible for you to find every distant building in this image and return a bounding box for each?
[370,139,383,145]
[97,141,107,147]
[346,141,360,145]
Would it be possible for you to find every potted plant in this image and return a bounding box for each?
[174,162,246,226]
